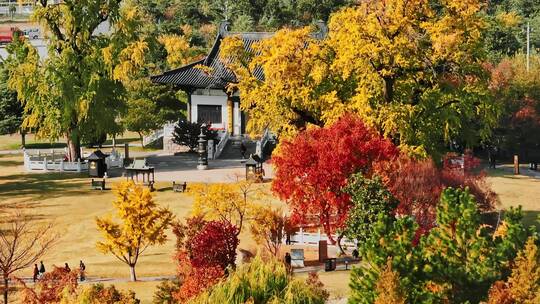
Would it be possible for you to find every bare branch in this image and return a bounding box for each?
[0,212,58,302]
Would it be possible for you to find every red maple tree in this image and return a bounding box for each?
[173,252,225,302]
[376,151,496,235]
[190,220,239,270]
[171,219,239,302]
[271,115,398,243]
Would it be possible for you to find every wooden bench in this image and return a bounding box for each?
[91,179,105,190]
[144,181,155,192]
[172,181,187,192]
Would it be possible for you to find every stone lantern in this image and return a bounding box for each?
[197,126,208,170]
[245,154,263,181]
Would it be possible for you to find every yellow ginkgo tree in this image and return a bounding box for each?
[96,181,174,281]
[189,179,263,236]
[221,0,500,157]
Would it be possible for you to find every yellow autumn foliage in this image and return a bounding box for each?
[188,180,262,234]
[159,34,192,69]
[220,0,497,156]
[374,259,406,304]
[508,237,540,303]
[96,181,174,281]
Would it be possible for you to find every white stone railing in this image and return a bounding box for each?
[24,153,88,172]
[288,229,357,247]
[213,131,229,160]
[143,128,164,147]
[256,128,271,158]
[24,149,124,172]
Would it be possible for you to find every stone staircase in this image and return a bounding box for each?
[218,137,256,160]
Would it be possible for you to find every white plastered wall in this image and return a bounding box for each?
[190,94,228,131]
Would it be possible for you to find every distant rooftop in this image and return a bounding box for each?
[151,21,327,91]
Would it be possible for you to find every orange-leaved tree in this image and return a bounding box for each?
[96,181,174,281]
[250,206,290,256]
[189,179,261,236]
[272,115,398,245]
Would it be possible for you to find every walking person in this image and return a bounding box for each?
[240,142,247,159]
[79,260,86,281]
[284,252,292,274]
[39,261,46,277]
[32,264,39,283]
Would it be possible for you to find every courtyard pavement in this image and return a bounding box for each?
[130,152,274,183]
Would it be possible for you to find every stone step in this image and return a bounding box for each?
[218,139,256,160]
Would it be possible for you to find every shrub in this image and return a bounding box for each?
[187,255,329,304]
[19,269,139,304]
[508,237,540,303]
[342,174,398,243]
[152,280,180,304]
[18,266,78,304]
[65,284,139,303]
[172,120,218,152]
[173,252,225,303]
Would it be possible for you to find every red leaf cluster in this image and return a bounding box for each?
[271,115,398,243]
[173,252,225,302]
[190,220,239,270]
[18,266,78,303]
[172,219,239,302]
[376,151,496,234]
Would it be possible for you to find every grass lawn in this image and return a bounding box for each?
[1,154,539,301]
[487,168,540,230]
[0,132,159,151]
[298,270,351,300]
[0,154,261,281]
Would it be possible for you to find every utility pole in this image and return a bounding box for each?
[527,21,530,72]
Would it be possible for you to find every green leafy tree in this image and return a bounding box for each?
[420,188,503,303]
[342,174,398,243]
[0,61,22,138]
[8,0,128,161]
[349,188,533,304]
[124,97,162,148]
[172,121,218,152]
[349,214,420,304]
[0,34,36,147]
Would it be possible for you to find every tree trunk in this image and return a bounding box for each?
[138,132,145,149]
[383,76,395,103]
[20,131,26,148]
[129,265,137,282]
[336,233,345,255]
[3,277,8,304]
[67,133,81,162]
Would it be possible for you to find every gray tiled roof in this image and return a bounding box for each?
[151,21,327,91]
[151,24,273,90]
